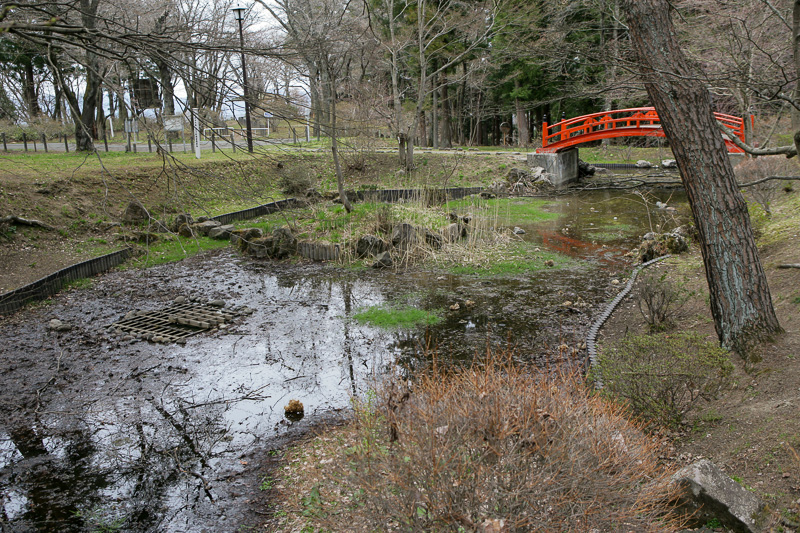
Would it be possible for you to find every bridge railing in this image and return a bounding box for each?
[541,107,749,151]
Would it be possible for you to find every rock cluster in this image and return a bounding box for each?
[503,167,555,195]
[636,225,693,262]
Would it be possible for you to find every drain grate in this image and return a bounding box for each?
[112,303,239,343]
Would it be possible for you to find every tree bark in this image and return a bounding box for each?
[441,76,452,148]
[622,0,782,353]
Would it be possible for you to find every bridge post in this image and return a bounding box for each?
[528,148,579,188]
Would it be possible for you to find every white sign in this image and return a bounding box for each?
[193,109,201,159]
[164,116,183,132]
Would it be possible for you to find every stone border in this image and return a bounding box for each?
[0,248,132,315]
[585,254,670,389]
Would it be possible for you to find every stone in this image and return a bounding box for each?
[635,160,652,168]
[372,251,393,268]
[424,228,443,249]
[174,296,186,304]
[271,227,297,258]
[544,259,555,267]
[246,228,296,259]
[662,159,678,168]
[178,223,194,238]
[192,220,222,236]
[513,226,526,235]
[122,200,150,224]
[196,216,210,223]
[150,220,170,233]
[208,224,235,240]
[231,228,264,251]
[392,223,419,250]
[356,235,389,258]
[672,459,767,532]
[441,223,467,243]
[208,299,225,308]
[664,233,689,254]
[48,319,63,330]
[172,213,194,232]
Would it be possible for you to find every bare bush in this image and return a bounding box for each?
[637,270,693,330]
[325,351,686,532]
[735,157,795,215]
[278,167,315,195]
[591,332,733,429]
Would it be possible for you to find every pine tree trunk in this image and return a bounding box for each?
[622,0,782,353]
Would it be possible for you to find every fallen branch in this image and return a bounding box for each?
[777,264,800,269]
[0,215,56,231]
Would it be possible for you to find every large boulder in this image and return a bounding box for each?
[672,459,767,532]
[122,200,150,224]
[356,235,389,258]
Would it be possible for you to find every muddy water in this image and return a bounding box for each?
[0,189,689,532]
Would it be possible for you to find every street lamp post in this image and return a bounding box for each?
[232,3,253,153]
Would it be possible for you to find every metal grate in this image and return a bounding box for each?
[112,303,239,343]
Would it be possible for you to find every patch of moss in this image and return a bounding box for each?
[353,304,442,329]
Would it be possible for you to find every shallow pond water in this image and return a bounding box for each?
[0,189,689,532]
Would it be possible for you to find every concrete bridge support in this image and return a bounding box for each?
[528,148,579,188]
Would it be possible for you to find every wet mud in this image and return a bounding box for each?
[0,189,688,532]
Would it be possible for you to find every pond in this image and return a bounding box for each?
[0,189,690,532]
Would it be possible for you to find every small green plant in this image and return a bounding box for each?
[353,304,441,329]
[260,477,275,491]
[591,332,734,428]
[705,517,722,528]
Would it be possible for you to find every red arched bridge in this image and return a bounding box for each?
[537,107,751,153]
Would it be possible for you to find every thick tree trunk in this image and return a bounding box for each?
[23,61,41,118]
[419,111,428,148]
[622,0,782,353]
[793,0,800,131]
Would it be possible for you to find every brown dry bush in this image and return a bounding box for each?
[323,351,686,532]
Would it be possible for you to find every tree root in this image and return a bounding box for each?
[0,215,55,231]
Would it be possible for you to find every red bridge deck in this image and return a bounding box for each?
[537,107,750,153]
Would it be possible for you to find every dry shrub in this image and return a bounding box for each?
[592,333,733,429]
[329,351,685,532]
[637,270,693,331]
[735,156,795,215]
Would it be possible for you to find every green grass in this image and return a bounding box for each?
[446,197,558,224]
[125,235,230,269]
[447,249,573,276]
[353,304,442,329]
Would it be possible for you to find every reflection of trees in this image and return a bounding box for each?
[1,411,109,531]
[1,392,232,531]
